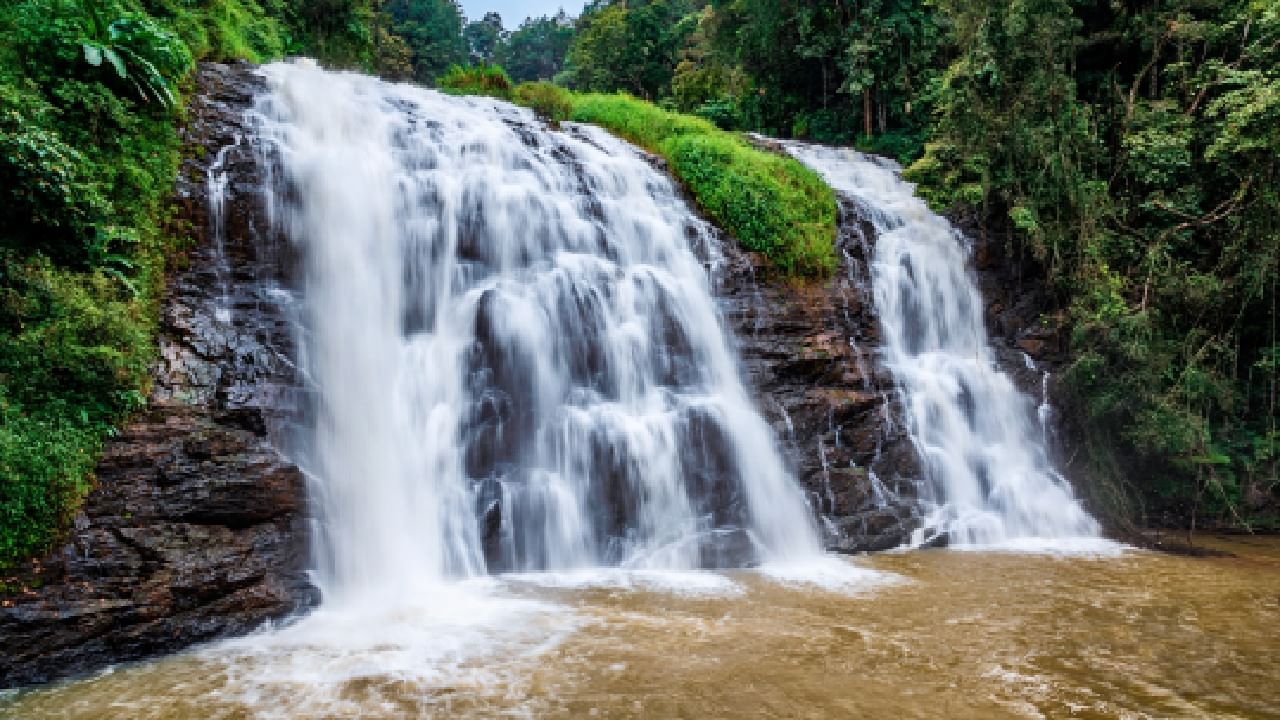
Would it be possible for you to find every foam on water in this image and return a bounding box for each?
[948,536,1127,556]
[202,582,572,717]
[501,569,746,597]
[757,555,904,594]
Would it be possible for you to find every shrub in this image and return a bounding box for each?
[437,63,512,99]
[0,408,100,565]
[79,15,193,107]
[665,134,835,275]
[571,93,837,275]
[694,98,743,131]
[513,81,573,122]
[0,104,110,263]
[0,251,154,566]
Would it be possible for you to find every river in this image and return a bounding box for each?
[5,536,1277,718]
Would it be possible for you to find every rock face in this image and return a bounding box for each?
[720,193,1085,553]
[716,200,926,553]
[0,63,315,688]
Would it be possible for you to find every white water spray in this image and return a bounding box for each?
[785,144,1100,546]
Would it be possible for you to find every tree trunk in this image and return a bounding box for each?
[863,87,873,138]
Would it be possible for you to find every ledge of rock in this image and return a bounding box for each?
[717,198,925,553]
[0,62,315,688]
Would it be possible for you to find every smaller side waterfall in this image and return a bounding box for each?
[786,144,1100,547]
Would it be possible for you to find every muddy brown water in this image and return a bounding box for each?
[4,536,1277,719]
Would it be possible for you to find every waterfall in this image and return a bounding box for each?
[250,61,818,602]
[784,144,1100,547]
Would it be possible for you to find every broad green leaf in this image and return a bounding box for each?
[82,43,103,67]
[102,48,128,80]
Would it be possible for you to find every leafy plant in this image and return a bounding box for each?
[79,12,192,107]
[437,63,512,99]
[513,81,573,122]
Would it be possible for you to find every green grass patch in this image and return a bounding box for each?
[568,93,836,275]
[513,81,573,123]
[438,63,513,100]
[663,133,835,274]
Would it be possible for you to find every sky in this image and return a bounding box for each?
[458,0,587,26]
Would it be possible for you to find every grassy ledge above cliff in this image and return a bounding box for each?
[439,66,838,277]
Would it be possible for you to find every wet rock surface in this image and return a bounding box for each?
[716,199,925,553]
[718,181,1080,553]
[0,62,314,688]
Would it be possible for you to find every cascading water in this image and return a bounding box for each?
[252,61,820,603]
[784,143,1100,547]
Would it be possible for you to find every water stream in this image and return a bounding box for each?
[783,144,1102,548]
[253,62,819,603]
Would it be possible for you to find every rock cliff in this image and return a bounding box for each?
[0,63,314,688]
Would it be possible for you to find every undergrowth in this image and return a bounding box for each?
[0,0,372,568]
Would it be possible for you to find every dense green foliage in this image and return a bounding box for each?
[462,11,503,64]
[549,0,944,160]
[560,0,700,100]
[0,0,387,568]
[907,0,1279,530]
[698,0,943,158]
[388,2,574,84]
[495,14,573,83]
[385,0,466,82]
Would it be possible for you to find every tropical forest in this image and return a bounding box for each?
[1,0,1277,717]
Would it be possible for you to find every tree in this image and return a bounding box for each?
[563,0,700,99]
[385,0,466,82]
[701,0,941,149]
[463,11,504,64]
[495,12,574,83]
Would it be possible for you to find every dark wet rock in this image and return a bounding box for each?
[826,508,921,553]
[718,174,1085,552]
[715,197,926,552]
[0,62,314,689]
